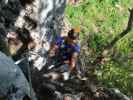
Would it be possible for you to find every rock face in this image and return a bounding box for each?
[0,0,22,36]
[0,0,66,70]
[32,0,66,70]
[0,0,66,99]
[0,0,66,44]
[38,0,66,41]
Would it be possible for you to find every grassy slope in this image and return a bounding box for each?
[65,0,133,96]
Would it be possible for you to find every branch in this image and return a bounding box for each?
[106,8,133,50]
[92,8,133,65]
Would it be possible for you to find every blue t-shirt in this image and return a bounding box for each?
[55,35,80,60]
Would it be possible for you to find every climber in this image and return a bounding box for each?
[48,27,81,80]
[6,27,35,61]
[6,28,36,80]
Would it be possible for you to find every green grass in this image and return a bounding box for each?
[66,0,133,97]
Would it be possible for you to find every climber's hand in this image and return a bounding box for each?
[49,50,56,57]
[64,60,70,64]
[48,44,58,57]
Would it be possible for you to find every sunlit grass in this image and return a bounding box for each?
[66,0,133,97]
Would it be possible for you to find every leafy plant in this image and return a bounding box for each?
[66,0,133,97]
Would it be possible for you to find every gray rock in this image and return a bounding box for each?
[38,0,66,41]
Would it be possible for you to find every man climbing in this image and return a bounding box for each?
[6,28,35,61]
[48,27,81,80]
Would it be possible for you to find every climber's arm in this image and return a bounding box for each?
[49,35,64,57]
[48,44,59,57]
